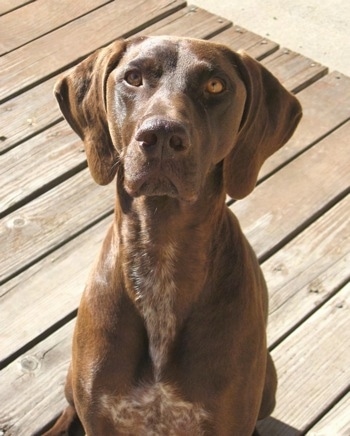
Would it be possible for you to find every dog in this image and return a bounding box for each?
[43,35,302,435]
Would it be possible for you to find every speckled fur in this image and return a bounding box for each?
[101,382,209,435]
[129,241,177,377]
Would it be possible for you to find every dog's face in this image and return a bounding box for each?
[106,36,246,202]
[55,36,302,200]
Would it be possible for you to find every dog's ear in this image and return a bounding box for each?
[224,50,302,199]
[54,40,127,185]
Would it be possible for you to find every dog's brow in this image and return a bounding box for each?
[127,57,157,70]
[185,61,229,84]
[181,54,222,74]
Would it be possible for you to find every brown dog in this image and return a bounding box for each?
[44,36,302,435]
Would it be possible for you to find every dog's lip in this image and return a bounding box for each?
[124,171,198,203]
[126,174,178,197]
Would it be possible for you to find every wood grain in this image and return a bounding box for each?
[231,121,350,260]
[0,169,115,284]
[258,283,350,433]
[0,0,186,102]
[0,321,73,435]
[307,392,350,435]
[0,75,60,154]
[142,5,231,39]
[0,122,82,215]
[0,0,111,55]
[262,48,328,93]
[0,121,87,216]
[0,217,109,364]
[211,25,279,60]
[260,71,350,180]
[263,195,350,347]
[0,0,30,16]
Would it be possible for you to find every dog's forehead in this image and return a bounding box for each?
[121,36,233,72]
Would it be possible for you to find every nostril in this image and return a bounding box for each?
[136,131,158,148]
[169,135,185,152]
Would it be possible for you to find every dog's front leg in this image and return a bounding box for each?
[70,287,149,435]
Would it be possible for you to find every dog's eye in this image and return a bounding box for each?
[124,70,143,87]
[205,78,225,94]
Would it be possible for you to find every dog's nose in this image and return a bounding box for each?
[135,118,189,155]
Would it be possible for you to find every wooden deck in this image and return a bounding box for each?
[0,1,349,434]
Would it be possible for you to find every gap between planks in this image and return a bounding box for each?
[257,283,350,434]
[231,120,350,261]
[0,0,33,16]
[306,391,350,435]
[0,0,113,55]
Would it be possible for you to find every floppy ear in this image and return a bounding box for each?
[224,50,302,199]
[54,40,127,185]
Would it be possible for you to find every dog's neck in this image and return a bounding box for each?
[114,166,227,376]
[117,185,227,295]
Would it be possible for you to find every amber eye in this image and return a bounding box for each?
[124,70,142,86]
[205,78,225,94]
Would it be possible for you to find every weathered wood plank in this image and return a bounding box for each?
[0,0,111,55]
[262,48,328,93]
[0,123,82,215]
[258,283,350,433]
[0,169,115,284]
[231,121,350,260]
[307,392,350,435]
[260,71,350,180]
[0,0,30,16]
[0,216,109,365]
[142,5,231,38]
[211,25,279,60]
[0,0,186,102]
[0,75,60,154]
[263,195,350,347]
[0,321,73,435]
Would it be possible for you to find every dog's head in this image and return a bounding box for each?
[55,36,302,201]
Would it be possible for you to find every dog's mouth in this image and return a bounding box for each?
[136,175,178,198]
[123,163,199,203]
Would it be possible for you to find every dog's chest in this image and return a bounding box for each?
[102,245,210,434]
[129,242,177,376]
[101,382,208,435]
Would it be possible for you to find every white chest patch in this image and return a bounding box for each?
[130,242,177,377]
[101,382,209,435]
